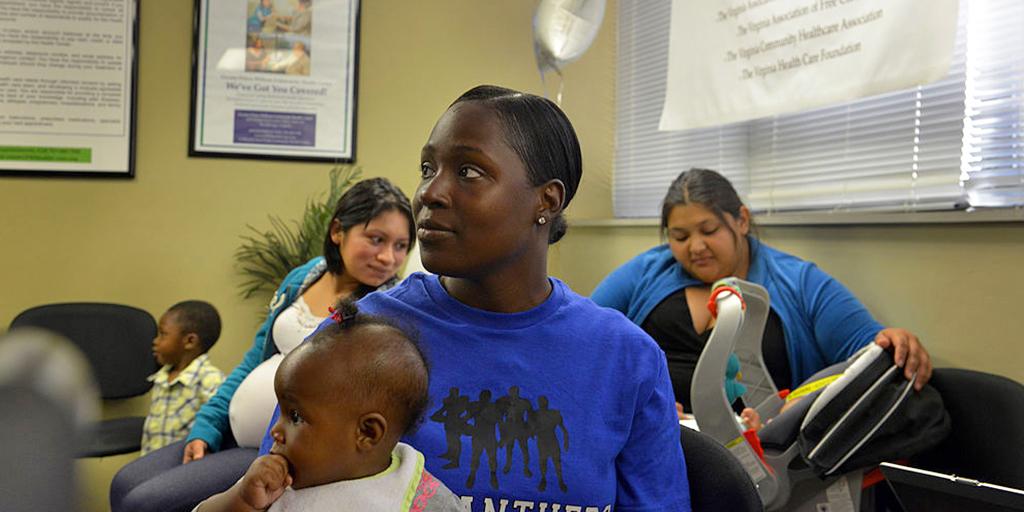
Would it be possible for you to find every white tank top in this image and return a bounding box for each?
[229,296,325,447]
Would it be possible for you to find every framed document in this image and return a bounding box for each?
[190,0,360,162]
[0,0,139,178]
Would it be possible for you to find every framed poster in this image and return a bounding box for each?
[190,0,360,162]
[0,0,139,178]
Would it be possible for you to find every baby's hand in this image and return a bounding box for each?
[239,454,292,510]
[740,407,763,431]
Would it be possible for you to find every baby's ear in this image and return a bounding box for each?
[356,413,387,450]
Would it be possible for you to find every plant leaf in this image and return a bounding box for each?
[235,164,362,306]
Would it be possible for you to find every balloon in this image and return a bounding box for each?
[533,0,606,75]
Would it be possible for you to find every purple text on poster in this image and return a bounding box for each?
[233,110,316,147]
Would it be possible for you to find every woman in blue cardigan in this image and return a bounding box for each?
[110,177,415,512]
[591,168,932,412]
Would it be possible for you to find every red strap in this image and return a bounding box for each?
[863,459,909,489]
[862,467,885,489]
[706,286,746,318]
[743,429,767,464]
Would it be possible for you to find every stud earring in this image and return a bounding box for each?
[537,217,547,225]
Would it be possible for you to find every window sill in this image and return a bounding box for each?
[572,207,1024,227]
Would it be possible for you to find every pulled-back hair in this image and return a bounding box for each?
[167,300,221,352]
[451,85,583,244]
[661,168,752,239]
[322,177,415,294]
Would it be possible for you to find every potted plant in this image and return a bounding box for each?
[235,165,361,301]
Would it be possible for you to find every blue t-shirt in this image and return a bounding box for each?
[261,273,690,512]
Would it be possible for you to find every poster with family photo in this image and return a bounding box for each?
[190,0,360,162]
[245,0,311,76]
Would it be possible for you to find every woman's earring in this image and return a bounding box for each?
[537,217,547,225]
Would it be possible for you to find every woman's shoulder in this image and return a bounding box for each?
[283,256,326,283]
[754,239,825,276]
[623,244,677,271]
[559,281,665,351]
[751,239,840,299]
[595,245,681,290]
[357,272,433,311]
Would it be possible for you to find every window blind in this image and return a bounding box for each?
[614,0,1024,218]
[962,0,1024,208]
[614,0,748,218]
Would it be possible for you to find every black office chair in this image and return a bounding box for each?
[910,368,1024,489]
[680,425,764,512]
[10,302,159,457]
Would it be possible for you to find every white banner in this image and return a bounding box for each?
[660,0,958,131]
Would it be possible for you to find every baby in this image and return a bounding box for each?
[197,301,462,511]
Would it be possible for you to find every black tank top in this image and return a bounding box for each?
[641,288,791,408]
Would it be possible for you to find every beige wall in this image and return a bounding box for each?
[3,1,1021,510]
[0,0,616,377]
[0,2,616,511]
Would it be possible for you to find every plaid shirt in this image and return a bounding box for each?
[140,354,224,455]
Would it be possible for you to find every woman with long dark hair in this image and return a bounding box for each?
[111,177,415,512]
[593,168,932,412]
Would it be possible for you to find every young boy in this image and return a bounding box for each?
[141,300,225,456]
[197,302,462,512]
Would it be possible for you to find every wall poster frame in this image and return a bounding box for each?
[0,0,140,178]
[189,0,361,163]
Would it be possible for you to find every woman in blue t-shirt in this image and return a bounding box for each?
[254,85,692,511]
[592,168,933,413]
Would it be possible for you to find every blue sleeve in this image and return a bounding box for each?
[615,344,691,511]
[801,263,884,365]
[591,258,640,315]
[185,263,313,451]
[187,309,274,451]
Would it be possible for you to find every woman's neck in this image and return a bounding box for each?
[302,270,362,317]
[440,257,552,313]
[329,270,362,298]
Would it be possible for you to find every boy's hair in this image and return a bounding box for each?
[306,299,429,436]
[167,300,222,352]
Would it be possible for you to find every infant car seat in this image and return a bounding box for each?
[690,278,950,511]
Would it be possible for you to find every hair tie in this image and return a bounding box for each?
[328,304,357,325]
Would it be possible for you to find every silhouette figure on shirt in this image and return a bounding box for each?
[531,395,569,492]
[430,387,470,469]
[429,387,570,493]
[465,389,502,489]
[496,385,534,477]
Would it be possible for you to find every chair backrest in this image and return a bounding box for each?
[910,368,1024,489]
[680,426,764,512]
[10,303,158,399]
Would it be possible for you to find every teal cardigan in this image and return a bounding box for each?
[591,238,883,386]
[186,257,325,451]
